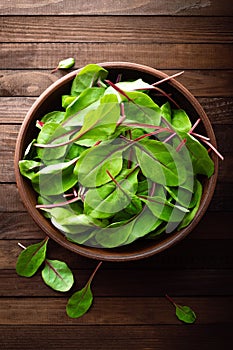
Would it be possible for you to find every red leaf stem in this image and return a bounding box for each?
[176,138,187,152]
[152,71,184,86]
[188,118,201,134]
[201,139,224,160]
[36,195,81,209]
[105,80,134,102]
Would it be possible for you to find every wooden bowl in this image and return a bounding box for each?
[14,62,218,261]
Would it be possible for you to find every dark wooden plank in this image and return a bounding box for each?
[1,268,233,297]
[209,182,233,211]
[0,97,37,121]
[1,43,233,69]
[1,0,233,16]
[2,237,233,270]
[1,211,232,240]
[0,297,232,325]
[1,70,233,98]
[0,325,232,350]
[1,16,233,43]
[199,97,233,123]
[0,71,58,97]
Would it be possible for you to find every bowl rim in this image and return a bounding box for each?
[14,61,218,261]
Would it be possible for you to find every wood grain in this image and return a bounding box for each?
[1,70,233,98]
[1,0,233,16]
[0,297,232,325]
[1,43,233,70]
[1,3,233,348]
[1,16,233,43]
[1,325,232,350]
[1,268,233,297]
[1,238,233,270]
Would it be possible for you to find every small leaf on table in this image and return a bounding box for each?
[42,259,74,292]
[16,237,48,277]
[165,294,196,324]
[175,304,197,324]
[66,261,102,318]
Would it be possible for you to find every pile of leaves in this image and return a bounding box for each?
[19,64,217,249]
[16,237,196,322]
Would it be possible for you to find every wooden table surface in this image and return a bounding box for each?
[1,1,233,349]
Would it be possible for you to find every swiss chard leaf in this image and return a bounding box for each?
[64,87,105,120]
[62,95,76,108]
[74,140,128,187]
[178,179,202,229]
[42,259,74,292]
[57,57,75,69]
[171,109,192,133]
[184,134,214,177]
[135,139,187,186]
[84,168,139,219]
[16,238,48,277]
[175,304,197,324]
[166,294,196,324]
[32,157,78,195]
[161,102,172,123]
[46,208,106,235]
[123,91,161,129]
[36,122,72,161]
[40,111,66,124]
[72,101,120,146]
[19,160,42,180]
[140,195,189,222]
[66,262,102,318]
[71,64,108,96]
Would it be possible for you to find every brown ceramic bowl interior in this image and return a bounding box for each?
[14,62,218,261]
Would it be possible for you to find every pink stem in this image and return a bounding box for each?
[188,118,201,134]
[36,195,81,209]
[152,71,184,86]
[176,138,187,152]
[202,139,224,160]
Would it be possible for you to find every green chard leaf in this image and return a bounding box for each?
[42,259,74,292]
[175,304,197,324]
[66,261,102,318]
[178,179,202,229]
[52,58,75,73]
[40,111,66,124]
[64,87,105,120]
[161,102,172,123]
[57,57,75,69]
[135,139,187,186]
[35,122,72,161]
[71,100,120,146]
[16,238,48,277]
[19,160,42,180]
[84,167,139,219]
[74,140,128,187]
[171,109,192,133]
[71,64,108,96]
[62,95,76,108]
[184,134,214,177]
[32,157,78,196]
[166,294,196,324]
